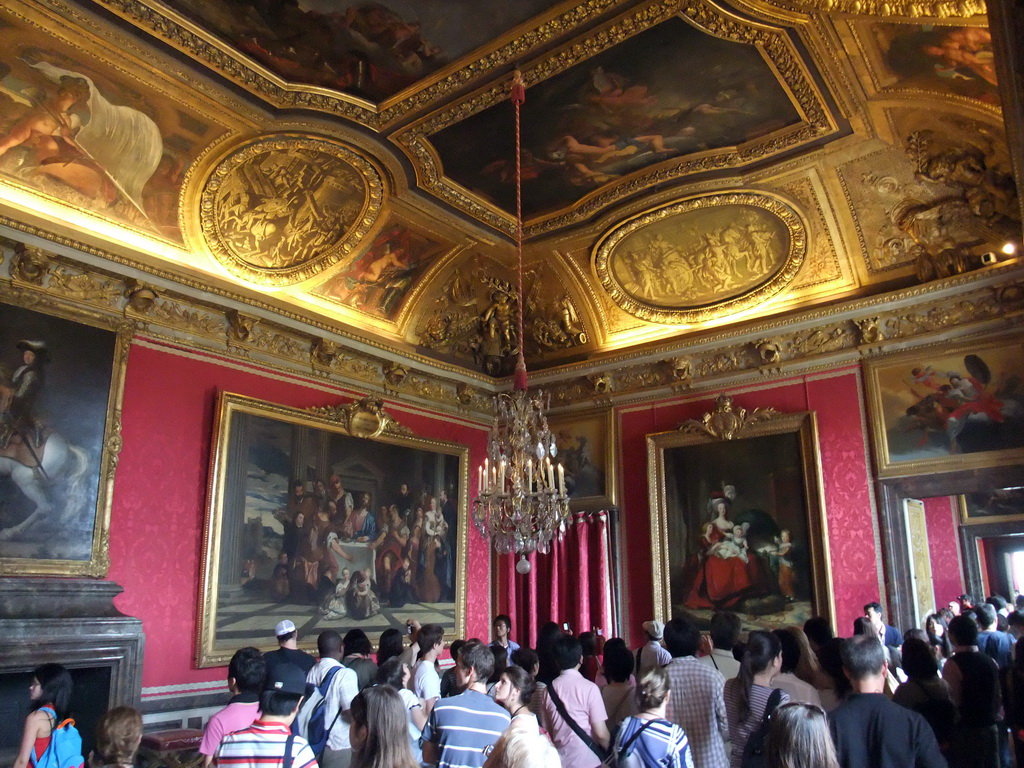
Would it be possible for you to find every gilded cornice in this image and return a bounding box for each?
[532,263,1024,405]
[740,0,985,19]
[0,222,496,416]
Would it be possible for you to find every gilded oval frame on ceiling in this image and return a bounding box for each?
[594,191,807,324]
[198,134,385,286]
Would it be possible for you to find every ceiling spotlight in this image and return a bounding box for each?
[1001,242,1017,255]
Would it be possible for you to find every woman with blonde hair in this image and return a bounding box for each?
[763,702,839,768]
[613,666,693,768]
[89,708,143,768]
[484,727,561,768]
[783,626,831,689]
[349,686,418,768]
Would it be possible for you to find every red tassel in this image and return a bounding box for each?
[511,70,526,105]
[513,356,528,391]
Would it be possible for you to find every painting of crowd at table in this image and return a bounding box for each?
[210,405,463,650]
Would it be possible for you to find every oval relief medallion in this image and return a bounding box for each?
[594,192,806,324]
[200,134,384,285]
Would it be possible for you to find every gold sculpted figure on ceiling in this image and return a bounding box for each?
[199,135,383,285]
[415,259,587,376]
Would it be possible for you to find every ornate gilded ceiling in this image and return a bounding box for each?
[0,0,1018,383]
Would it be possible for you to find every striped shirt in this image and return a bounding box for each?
[422,689,511,768]
[723,681,789,768]
[615,716,695,768]
[214,719,318,768]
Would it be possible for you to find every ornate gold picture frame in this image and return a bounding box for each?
[647,399,832,630]
[197,392,468,667]
[0,288,127,576]
[546,407,617,511]
[958,489,1024,526]
[864,334,1024,478]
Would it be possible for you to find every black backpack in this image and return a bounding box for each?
[740,688,784,768]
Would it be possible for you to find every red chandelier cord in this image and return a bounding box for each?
[511,70,528,392]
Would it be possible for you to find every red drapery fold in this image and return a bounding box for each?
[495,510,614,648]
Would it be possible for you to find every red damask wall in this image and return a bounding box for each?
[923,495,964,611]
[107,340,489,688]
[616,367,882,643]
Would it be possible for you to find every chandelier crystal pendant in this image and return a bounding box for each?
[472,71,571,575]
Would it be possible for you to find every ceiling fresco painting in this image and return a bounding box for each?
[0,0,1018,383]
[160,0,558,102]
[429,17,802,221]
[311,218,447,321]
[0,10,228,241]
[594,192,806,324]
[866,22,999,104]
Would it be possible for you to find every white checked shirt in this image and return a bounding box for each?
[306,657,359,751]
[665,656,729,768]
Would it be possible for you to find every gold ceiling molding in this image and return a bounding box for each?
[749,0,984,18]
[536,263,1024,404]
[196,134,385,286]
[0,233,494,416]
[393,0,839,238]
[594,192,808,324]
[89,0,633,130]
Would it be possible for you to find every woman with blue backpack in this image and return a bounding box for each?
[14,663,83,768]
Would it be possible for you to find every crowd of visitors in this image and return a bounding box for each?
[17,591,1024,768]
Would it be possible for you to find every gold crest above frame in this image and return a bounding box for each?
[595,192,807,324]
[196,134,385,286]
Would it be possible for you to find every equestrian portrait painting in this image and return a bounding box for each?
[0,297,125,575]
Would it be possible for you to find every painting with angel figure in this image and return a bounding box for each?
[866,336,1024,475]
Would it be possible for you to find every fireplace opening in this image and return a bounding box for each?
[0,665,112,766]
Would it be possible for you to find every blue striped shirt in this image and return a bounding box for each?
[422,689,511,768]
[615,716,694,768]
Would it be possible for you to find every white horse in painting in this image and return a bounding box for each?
[0,431,90,540]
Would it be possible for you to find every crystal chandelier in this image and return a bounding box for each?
[472,71,571,574]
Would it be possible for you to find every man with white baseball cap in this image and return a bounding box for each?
[263,619,315,683]
[637,618,671,674]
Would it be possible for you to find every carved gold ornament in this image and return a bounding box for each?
[595,192,807,324]
[679,394,780,440]
[306,397,410,439]
[200,135,384,286]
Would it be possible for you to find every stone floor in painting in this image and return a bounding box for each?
[214,593,457,649]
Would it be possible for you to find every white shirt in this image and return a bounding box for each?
[697,648,741,681]
[412,658,441,703]
[639,640,672,672]
[306,657,359,751]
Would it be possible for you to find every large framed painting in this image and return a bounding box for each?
[546,407,617,511]
[198,392,468,667]
[0,294,126,576]
[864,334,1024,477]
[959,488,1024,525]
[647,397,832,631]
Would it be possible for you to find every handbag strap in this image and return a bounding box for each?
[617,718,658,761]
[282,734,294,768]
[547,683,607,761]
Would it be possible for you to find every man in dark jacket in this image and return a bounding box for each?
[830,635,946,768]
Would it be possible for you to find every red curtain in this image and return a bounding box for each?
[495,510,614,648]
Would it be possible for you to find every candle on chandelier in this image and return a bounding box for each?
[527,458,533,493]
[499,457,506,491]
[558,463,565,495]
[484,458,489,493]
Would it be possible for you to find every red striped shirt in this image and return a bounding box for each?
[214,720,318,768]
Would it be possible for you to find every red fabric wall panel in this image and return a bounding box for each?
[923,496,963,611]
[617,368,880,644]
[108,341,489,688]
